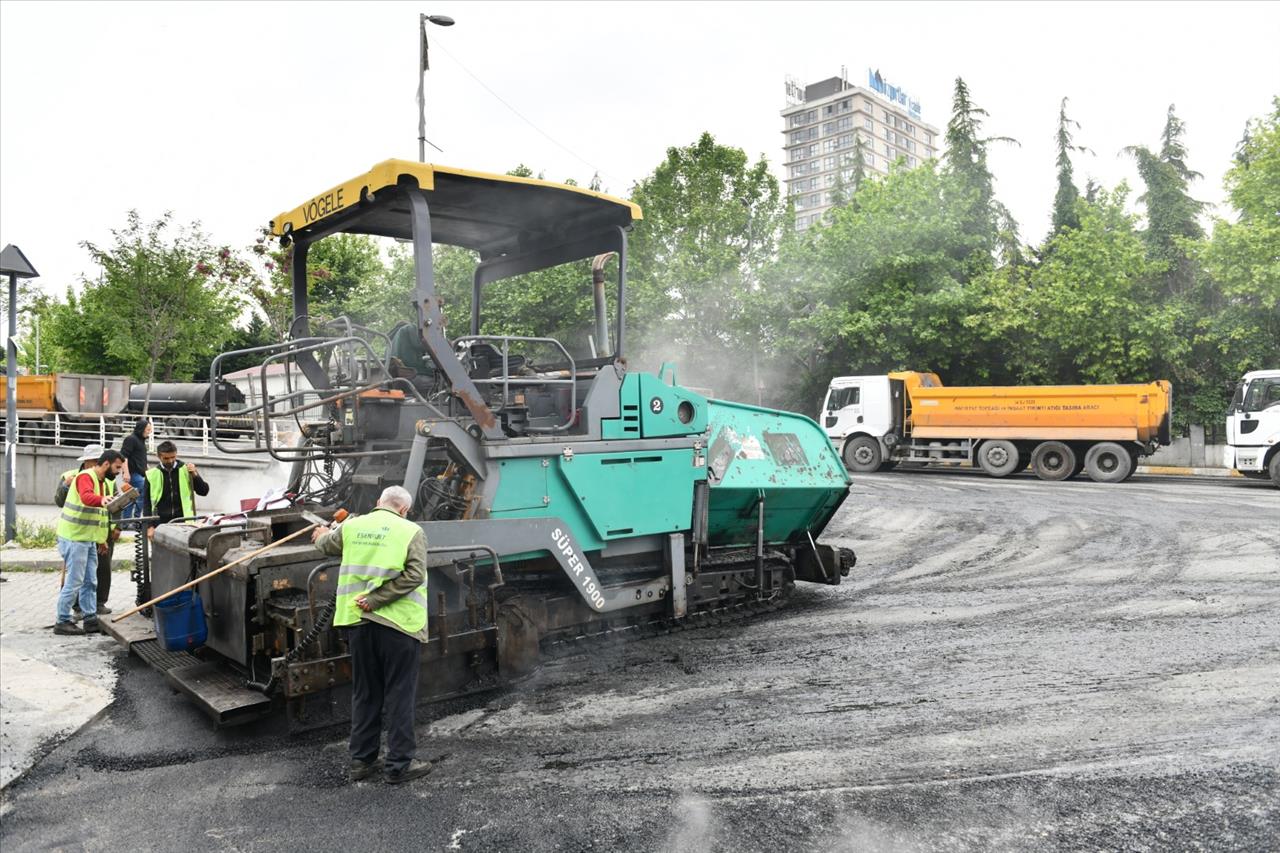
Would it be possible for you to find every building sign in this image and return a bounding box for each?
[868,68,921,119]
[784,74,804,107]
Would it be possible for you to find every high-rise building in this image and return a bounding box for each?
[781,70,941,229]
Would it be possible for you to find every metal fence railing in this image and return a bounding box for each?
[3,411,289,458]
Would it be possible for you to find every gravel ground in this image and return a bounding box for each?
[2,471,1277,851]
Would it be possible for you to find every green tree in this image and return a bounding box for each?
[196,314,277,378]
[849,134,870,191]
[1189,98,1280,419]
[308,234,384,310]
[627,132,786,395]
[68,212,247,410]
[1051,97,1090,234]
[942,77,1019,271]
[340,167,609,361]
[248,230,387,339]
[1020,185,1176,384]
[760,164,989,411]
[1123,104,1205,295]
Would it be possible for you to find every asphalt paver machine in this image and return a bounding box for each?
[108,161,854,727]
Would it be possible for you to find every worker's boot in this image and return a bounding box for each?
[81,617,102,635]
[384,759,432,785]
[349,758,383,782]
[53,621,85,636]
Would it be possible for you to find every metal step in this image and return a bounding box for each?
[130,638,272,726]
[132,638,202,672]
[164,662,273,726]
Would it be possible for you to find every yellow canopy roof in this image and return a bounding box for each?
[270,160,641,258]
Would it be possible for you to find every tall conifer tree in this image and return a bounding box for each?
[1051,97,1090,233]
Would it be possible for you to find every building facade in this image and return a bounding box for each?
[781,72,941,229]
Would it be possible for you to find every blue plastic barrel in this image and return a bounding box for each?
[153,590,209,651]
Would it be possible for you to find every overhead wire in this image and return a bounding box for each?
[424,32,623,190]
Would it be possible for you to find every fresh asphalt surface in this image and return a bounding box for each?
[2,470,1278,851]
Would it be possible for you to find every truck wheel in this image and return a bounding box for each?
[843,436,882,472]
[1084,442,1133,483]
[1269,452,1280,488]
[1123,449,1141,480]
[977,439,1020,478]
[1031,441,1076,481]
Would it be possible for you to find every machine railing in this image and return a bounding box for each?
[209,334,457,464]
[453,335,578,432]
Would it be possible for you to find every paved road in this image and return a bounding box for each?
[2,473,1277,851]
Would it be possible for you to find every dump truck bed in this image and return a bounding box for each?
[899,373,1173,444]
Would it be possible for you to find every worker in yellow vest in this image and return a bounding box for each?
[312,485,432,784]
[54,449,127,636]
[54,444,122,616]
[145,440,210,540]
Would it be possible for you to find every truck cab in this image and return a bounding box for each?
[821,373,917,471]
[1225,369,1280,486]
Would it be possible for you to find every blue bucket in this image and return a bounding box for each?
[153,590,208,651]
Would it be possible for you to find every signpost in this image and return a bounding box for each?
[1,243,39,543]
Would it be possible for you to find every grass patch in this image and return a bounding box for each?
[15,519,59,549]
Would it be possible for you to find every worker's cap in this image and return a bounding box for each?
[78,444,105,462]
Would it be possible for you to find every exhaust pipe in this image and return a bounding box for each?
[591,253,616,357]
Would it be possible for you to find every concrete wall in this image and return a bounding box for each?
[1145,425,1227,468]
[2,446,292,514]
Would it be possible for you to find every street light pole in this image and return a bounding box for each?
[0,244,39,544]
[417,13,455,162]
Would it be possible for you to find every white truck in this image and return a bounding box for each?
[1225,369,1280,487]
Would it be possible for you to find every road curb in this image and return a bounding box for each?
[1136,465,1242,478]
[0,559,64,571]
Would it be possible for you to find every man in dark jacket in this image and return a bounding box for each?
[145,440,210,539]
[119,418,151,520]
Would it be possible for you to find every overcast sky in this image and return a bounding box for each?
[2,0,1277,306]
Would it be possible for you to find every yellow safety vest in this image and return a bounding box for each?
[56,469,108,543]
[334,509,428,636]
[64,468,116,500]
[147,465,196,519]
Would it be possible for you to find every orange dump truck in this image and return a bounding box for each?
[822,371,1173,482]
[0,374,131,414]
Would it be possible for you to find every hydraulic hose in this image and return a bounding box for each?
[245,595,336,695]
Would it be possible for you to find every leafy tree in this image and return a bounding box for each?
[1016,185,1175,384]
[759,164,988,411]
[248,229,387,338]
[195,314,277,378]
[35,287,127,375]
[69,212,247,411]
[307,234,384,310]
[1188,98,1280,420]
[1051,97,1091,234]
[627,132,785,395]
[341,168,609,363]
